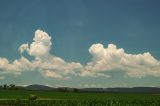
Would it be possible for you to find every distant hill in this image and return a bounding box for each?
[25,84,54,91]
[80,87,160,93]
[24,84,160,93]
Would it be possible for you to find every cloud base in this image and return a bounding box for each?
[0,29,160,80]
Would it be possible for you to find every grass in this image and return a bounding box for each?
[0,90,160,105]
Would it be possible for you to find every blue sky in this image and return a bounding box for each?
[0,0,160,88]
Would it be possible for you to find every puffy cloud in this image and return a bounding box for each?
[1,29,160,79]
[9,29,81,79]
[30,30,52,58]
[79,70,110,78]
[19,30,52,59]
[42,70,64,79]
[19,43,29,54]
[42,70,71,80]
[80,43,160,78]
[0,29,82,79]
[31,56,82,79]
[0,56,33,75]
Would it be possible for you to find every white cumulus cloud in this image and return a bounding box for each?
[0,29,82,79]
[80,43,160,78]
[19,29,82,79]
[19,43,29,54]
[0,56,33,75]
[19,30,52,59]
[1,29,160,79]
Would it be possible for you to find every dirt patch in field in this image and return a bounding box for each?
[152,94,160,95]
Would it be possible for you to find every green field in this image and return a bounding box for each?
[0,90,160,106]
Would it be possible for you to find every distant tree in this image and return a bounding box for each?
[0,85,2,89]
[73,88,79,93]
[9,84,16,90]
[3,84,7,89]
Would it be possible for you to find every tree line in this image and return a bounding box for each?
[0,84,23,90]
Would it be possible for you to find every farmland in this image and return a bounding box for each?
[0,90,160,106]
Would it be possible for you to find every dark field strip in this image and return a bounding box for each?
[0,90,160,100]
[0,90,160,106]
[0,99,160,106]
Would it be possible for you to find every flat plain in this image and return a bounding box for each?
[0,90,160,106]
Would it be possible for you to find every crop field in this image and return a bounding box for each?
[0,90,160,106]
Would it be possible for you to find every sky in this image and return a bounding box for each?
[0,0,160,88]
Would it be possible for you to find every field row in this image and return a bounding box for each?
[0,99,160,106]
[0,90,160,106]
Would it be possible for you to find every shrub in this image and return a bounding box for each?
[29,94,37,101]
